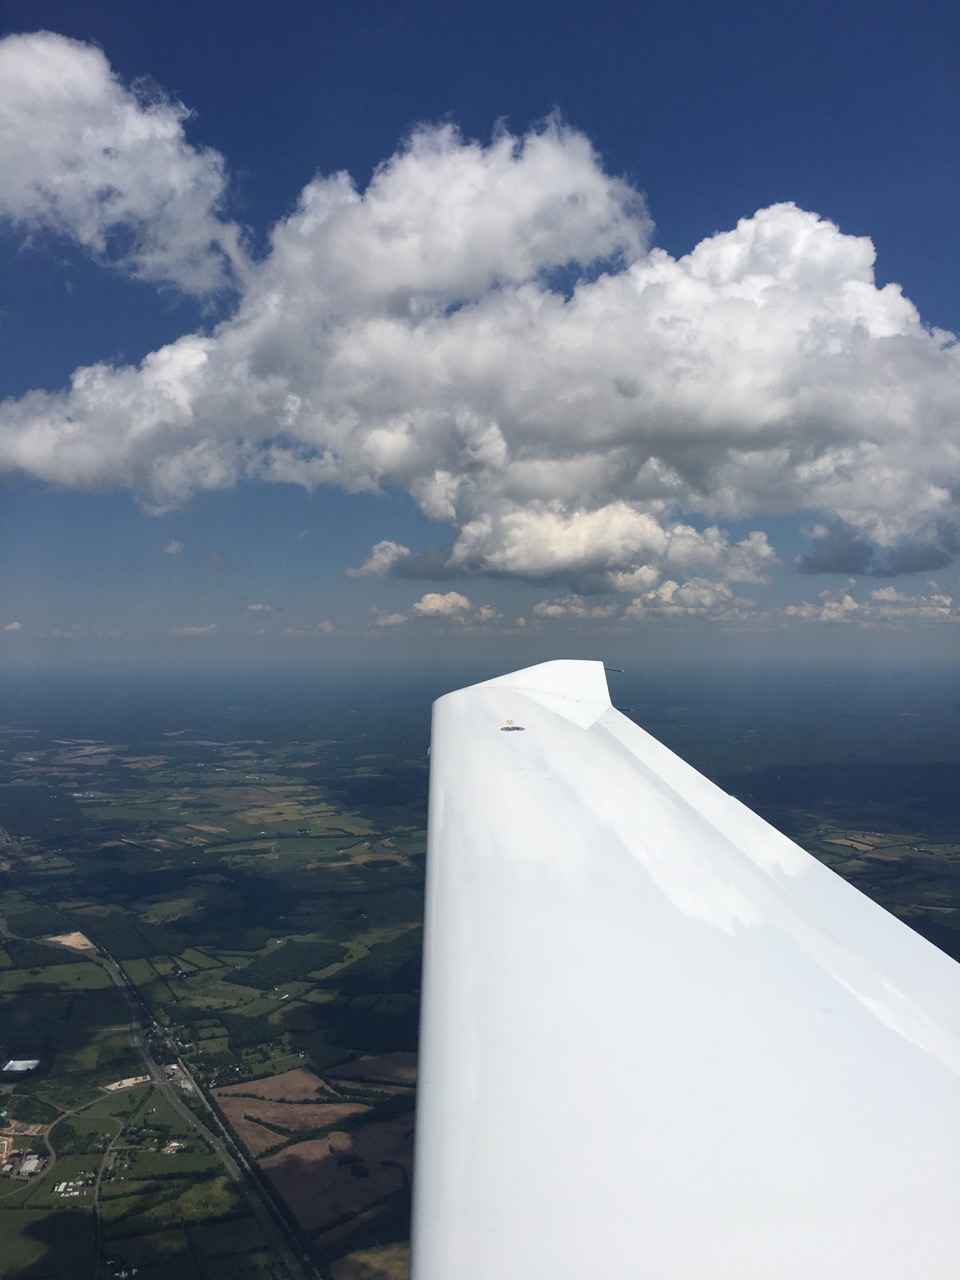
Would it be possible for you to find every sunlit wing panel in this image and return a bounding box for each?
[411,660,960,1280]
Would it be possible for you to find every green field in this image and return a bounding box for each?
[0,1074,275,1279]
[0,961,111,994]
[0,689,430,1277]
[0,1207,95,1279]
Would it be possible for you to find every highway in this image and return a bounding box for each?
[0,904,315,1280]
[96,946,315,1280]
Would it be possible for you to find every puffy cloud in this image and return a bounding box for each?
[3,620,23,631]
[169,623,217,636]
[246,602,273,612]
[350,510,775,590]
[2,36,960,598]
[162,539,185,555]
[786,585,958,625]
[372,591,498,629]
[625,578,757,622]
[0,31,245,293]
[410,590,472,617]
[315,619,335,634]
[347,540,412,578]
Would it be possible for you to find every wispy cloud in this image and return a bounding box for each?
[278,620,334,637]
[533,596,618,620]
[169,623,218,636]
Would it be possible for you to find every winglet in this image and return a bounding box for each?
[475,658,611,711]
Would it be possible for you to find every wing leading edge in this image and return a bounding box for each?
[411,661,960,1279]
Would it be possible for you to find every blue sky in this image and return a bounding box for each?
[1,0,958,668]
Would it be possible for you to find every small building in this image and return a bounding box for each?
[2,1060,40,1073]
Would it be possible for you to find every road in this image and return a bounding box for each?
[0,911,314,1280]
[96,946,314,1280]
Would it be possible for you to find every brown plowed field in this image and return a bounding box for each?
[220,1113,281,1160]
[216,1066,325,1101]
[217,1096,373,1156]
[260,1113,414,1235]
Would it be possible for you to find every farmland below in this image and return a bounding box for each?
[0,661,958,1279]
[0,668,433,1279]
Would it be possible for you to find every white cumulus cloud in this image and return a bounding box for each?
[1,35,959,602]
[0,31,246,294]
[372,590,499,629]
[347,540,412,578]
[411,591,472,617]
[786,585,958,625]
[625,578,757,622]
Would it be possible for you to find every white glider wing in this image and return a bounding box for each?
[411,660,960,1279]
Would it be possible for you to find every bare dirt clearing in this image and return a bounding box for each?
[47,930,97,951]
